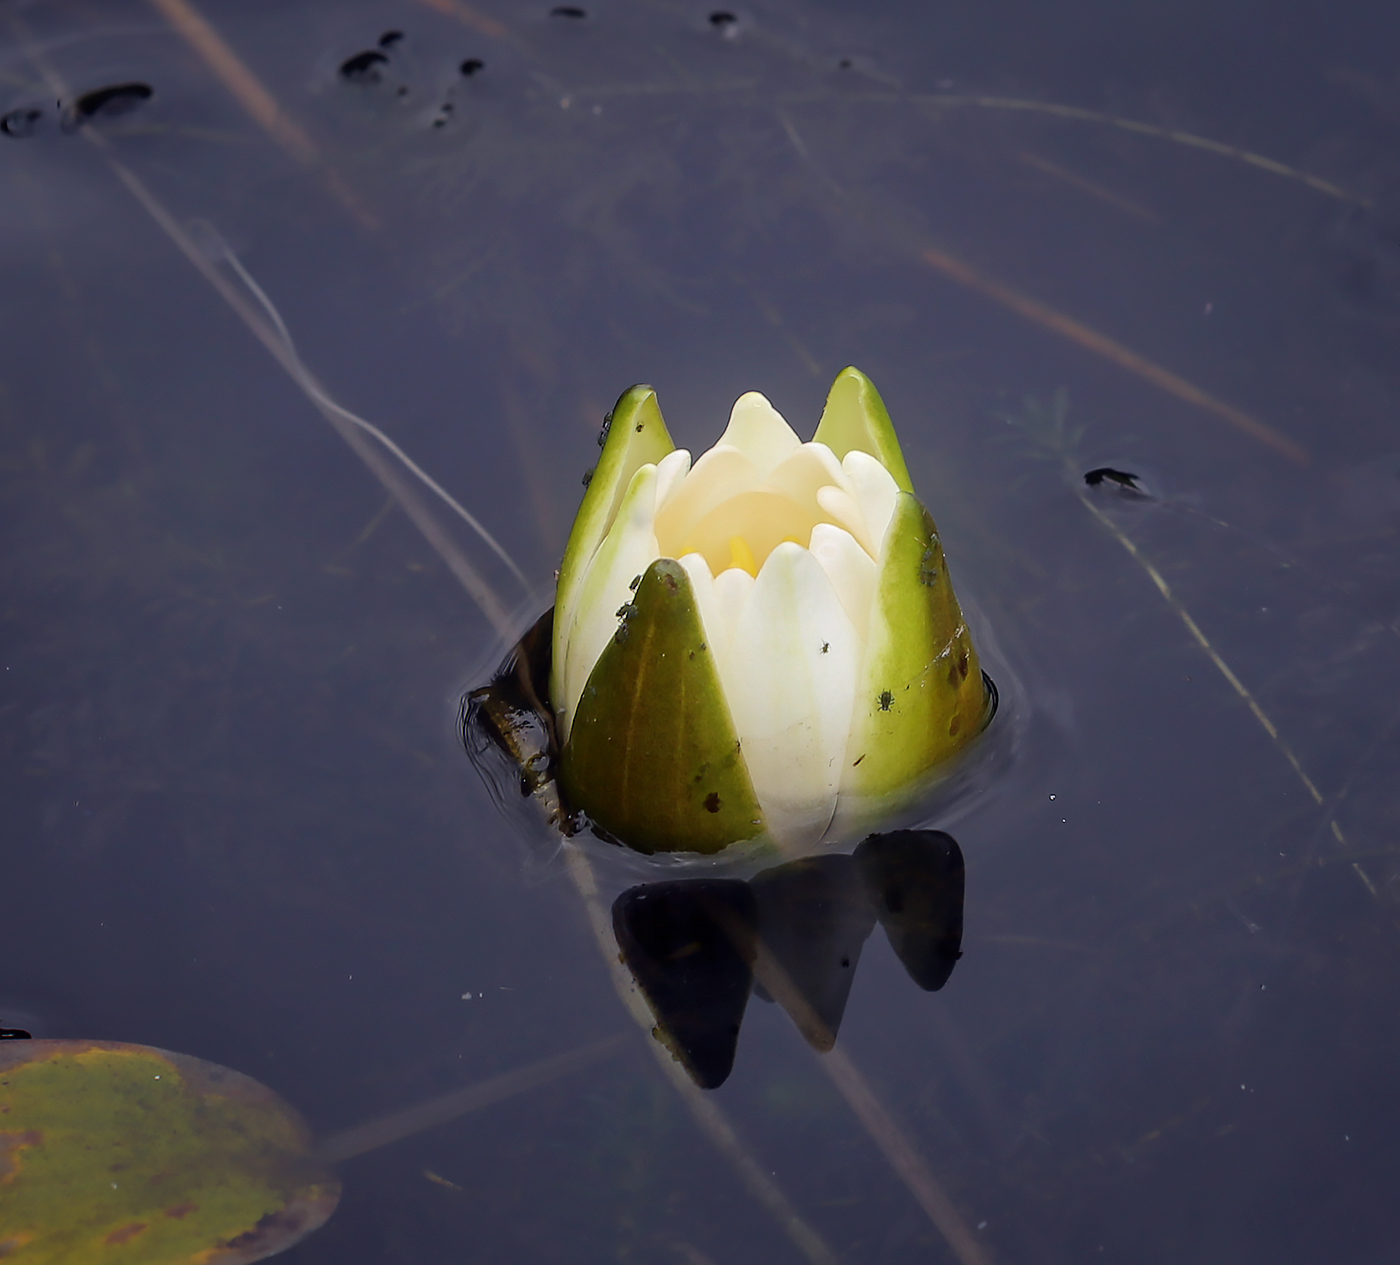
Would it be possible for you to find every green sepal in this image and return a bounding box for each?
[559,558,765,855]
[553,385,676,708]
[812,367,915,493]
[844,493,989,798]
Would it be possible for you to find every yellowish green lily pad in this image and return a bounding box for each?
[0,1039,339,1265]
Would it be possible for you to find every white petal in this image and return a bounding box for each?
[680,489,820,579]
[677,554,753,701]
[558,463,660,743]
[653,447,693,512]
[653,445,759,558]
[764,441,853,510]
[710,565,755,665]
[677,552,721,656]
[717,391,802,475]
[808,523,877,639]
[815,484,877,557]
[720,542,859,851]
[843,450,900,558]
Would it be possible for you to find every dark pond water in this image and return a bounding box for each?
[4,0,1400,1261]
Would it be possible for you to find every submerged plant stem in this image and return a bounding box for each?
[1075,479,1377,894]
[145,0,377,227]
[315,1034,627,1165]
[740,919,994,1265]
[100,155,521,638]
[562,847,842,1265]
[919,245,1309,467]
[15,20,526,639]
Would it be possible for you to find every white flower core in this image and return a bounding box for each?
[560,391,900,850]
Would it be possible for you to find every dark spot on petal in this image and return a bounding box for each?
[1,106,43,139]
[878,690,894,712]
[919,545,940,586]
[378,30,404,49]
[581,467,594,486]
[957,649,969,679]
[460,58,485,76]
[340,50,389,83]
[820,641,829,653]
[852,753,865,766]
[947,713,962,736]
[704,792,722,813]
[597,411,613,446]
[68,82,153,127]
[635,422,644,431]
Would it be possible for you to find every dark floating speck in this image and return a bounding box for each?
[67,82,153,128]
[709,10,737,26]
[432,102,454,127]
[837,57,853,69]
[1084,467,1146,494]
[339,49,389,84]
[460,57,485,76]
[1,105,43,138]
[378,30,404,49]
[550,5,588,17]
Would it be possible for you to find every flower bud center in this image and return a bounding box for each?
[670,488,849,579]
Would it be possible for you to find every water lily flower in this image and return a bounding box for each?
[552,367,991,856]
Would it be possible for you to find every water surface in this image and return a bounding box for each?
[4,1,1399,1261]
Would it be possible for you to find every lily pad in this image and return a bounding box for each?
[0,1040,339,1265]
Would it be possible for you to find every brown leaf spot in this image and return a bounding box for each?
[703,792,721,813]
[0,1130,43,1180]
[105,1223,147,1246]
[225,1207,314,1253]
[164,1202,198,1220]
[0,1130,41,1146]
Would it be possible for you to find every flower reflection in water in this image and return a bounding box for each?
[613,830,965,1088]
